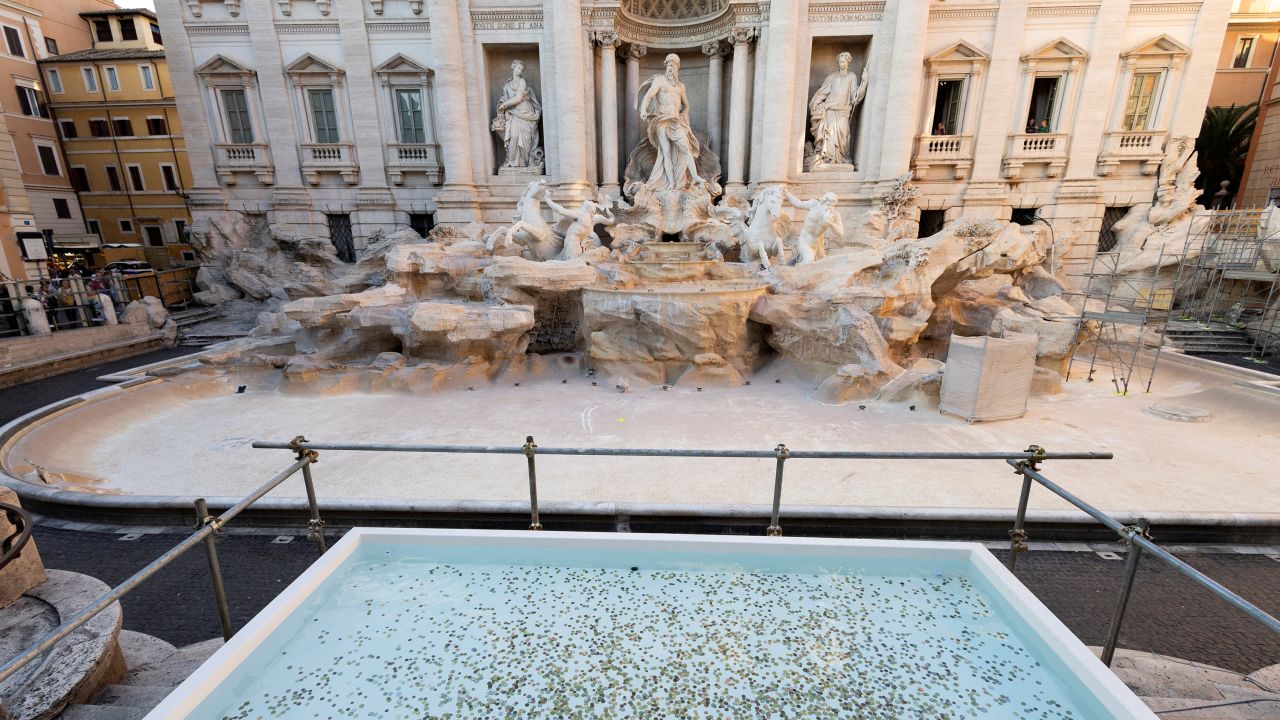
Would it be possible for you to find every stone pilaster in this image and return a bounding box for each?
[594,32,621,195]
[725,27,757,191]
[757,1,804,184]
[703,40,725,156]
[546,0,593,197]
[1062,0,1131,182]
[244,0,303,189]
[875,0,930,181]
[152,0,222,200]
[428,0,478,222]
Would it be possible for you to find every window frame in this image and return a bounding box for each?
[69,165,90,192]
[2,25,24,58]
[104,165,123,192]
[160,162,179,191]
[307,87,341,144]
[89,117,110,138]
[119,18,139,42]
[394,87,427,144]
[125,163,145,192]
[46,69,63,94]
[104,65,120,92]
[145,115,168,136]
[112,117,134,137]
[34,141,62,176]
[118,218,134,234]
[45,37,58,55]
[94,20,113,43]
[1233,35,1258,69]
[15,82,49,118]
[86,219,101,237]
[1122,71,1163,131]
[138,63,155,91]
[219,87,255,144]
[52,197,72,219]
[82,66,99,93]
[58,119,77,139]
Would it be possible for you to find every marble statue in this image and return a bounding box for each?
[806,52,868,169]
[492,59,543,175]
[739,186,789,268]
[638,53,705,190]
[785,191,844,264]
[486,179,559,260]
[545,193,615,261]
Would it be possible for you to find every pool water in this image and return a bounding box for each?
[188,542,1112,719]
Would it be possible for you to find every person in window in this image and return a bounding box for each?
[1038,119,1051,133]
[934,122,947,136]
[1026,118,1038,134]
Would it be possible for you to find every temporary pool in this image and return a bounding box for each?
[145,530,1154,719]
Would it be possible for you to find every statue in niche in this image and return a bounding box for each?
[492,59,543,175]
[638,53,705,190]
[806,52,869,170]
[784,191,844,264]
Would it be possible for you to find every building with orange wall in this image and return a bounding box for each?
[0,0,118,281]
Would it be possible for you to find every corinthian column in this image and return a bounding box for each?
[725,27,756,190]
[624,44,647,160]
[703,40,725,155]
[594,32,621,194]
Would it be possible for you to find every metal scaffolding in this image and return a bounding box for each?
[1172,209,1280,363]
[1067,246,1178,396]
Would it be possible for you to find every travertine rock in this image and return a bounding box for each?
[583,283,766,383]
[676,353,744,387]
[121,296,169,329]
[388,240,491,298]
[876,358,945,404]
[991,306,1078,367]
[483,256,603,305]
[396,302,535,362]
[750,295,903,382]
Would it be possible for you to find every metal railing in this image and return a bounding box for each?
[2,436,1279,695]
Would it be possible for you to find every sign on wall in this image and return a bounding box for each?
[17,231,48,261]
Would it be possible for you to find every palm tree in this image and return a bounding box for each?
[1195,103,1258,207]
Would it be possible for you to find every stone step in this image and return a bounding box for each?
[116,631,176,672]
[118,638,223,687]
[94,684,175,709]
[57,704,145,720]
[1140,696,1280,719]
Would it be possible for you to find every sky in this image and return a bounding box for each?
[114,0,156,10]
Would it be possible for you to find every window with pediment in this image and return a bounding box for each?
[375,53,442,185]
[1016,38,1088,135]
[1112,35,1188,132]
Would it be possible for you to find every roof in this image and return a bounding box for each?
[41,48,167,63]
[80,9,159,20]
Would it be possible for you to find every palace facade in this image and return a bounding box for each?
[157,0,1230,275]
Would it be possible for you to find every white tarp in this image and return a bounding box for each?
[939,333,1038,422]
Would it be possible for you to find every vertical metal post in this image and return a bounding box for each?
[1101,517,1150,667]
[767,443,789,537]
[1007,473,1033,571]
[524,436,542,530]
[300,462,327,554]
[289,435,325,553]
[194,498,233,641]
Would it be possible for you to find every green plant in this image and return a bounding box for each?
[1196,102,1258,207]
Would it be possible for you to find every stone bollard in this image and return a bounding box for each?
[19,297,51,335]
[97,293,117,325]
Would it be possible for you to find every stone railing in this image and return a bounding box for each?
[214,143,274,186]
[1096,130,1166,176]
[912,134,974,179]
[386,143,443,186]
[300,142,358,185]
[1002,133,1068,179]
